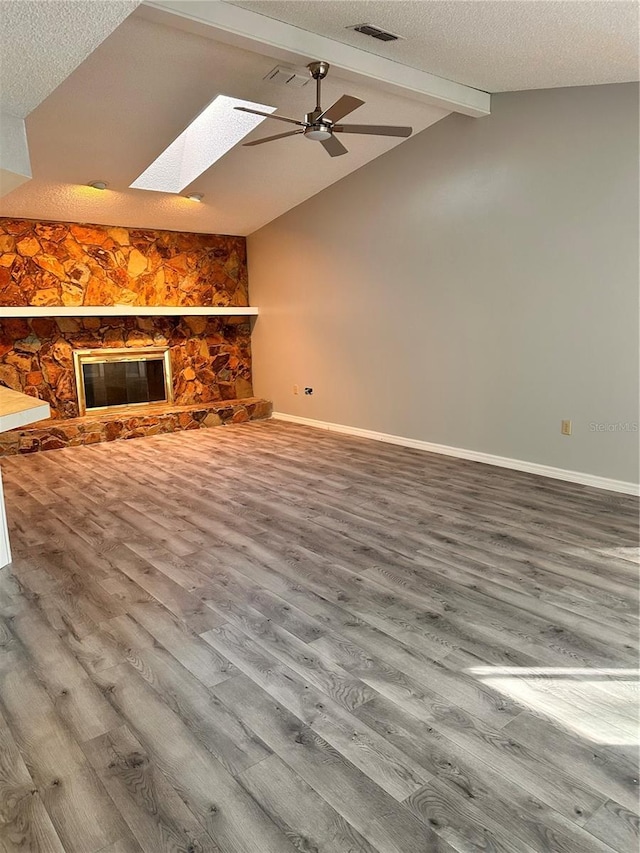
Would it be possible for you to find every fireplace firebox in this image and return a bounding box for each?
[73,347,173,416]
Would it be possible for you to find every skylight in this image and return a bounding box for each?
[129,95,277,194]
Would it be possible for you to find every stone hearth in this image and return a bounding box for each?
[0,397,272,455]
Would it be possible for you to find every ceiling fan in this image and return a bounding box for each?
[235,61,413,157]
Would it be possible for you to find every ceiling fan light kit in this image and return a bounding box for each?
[236,61,413,157]
[305,126,332,142]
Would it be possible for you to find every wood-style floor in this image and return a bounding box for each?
[0,420,638,853]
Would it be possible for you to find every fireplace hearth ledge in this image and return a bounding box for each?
[0,396,272,456]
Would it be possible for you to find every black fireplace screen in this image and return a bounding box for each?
[82,358,167,410]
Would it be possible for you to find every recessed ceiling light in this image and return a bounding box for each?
[129,95,277,194]
[185,192,203,202]
[88,180,108,190]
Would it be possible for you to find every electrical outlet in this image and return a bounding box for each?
[561,419,572,436]
[304,387,313,396]
[293,384,299,395]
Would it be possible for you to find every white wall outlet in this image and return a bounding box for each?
[561,419,572,436]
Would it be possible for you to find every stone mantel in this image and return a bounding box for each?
[0,306,258,317]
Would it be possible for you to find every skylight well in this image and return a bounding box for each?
[130,95,277,194]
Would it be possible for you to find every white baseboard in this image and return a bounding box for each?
[272,412,639,497]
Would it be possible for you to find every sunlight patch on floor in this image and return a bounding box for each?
[469,666,640,746]
[596,545,640,563]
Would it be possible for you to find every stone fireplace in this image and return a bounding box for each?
[0,218,272,454]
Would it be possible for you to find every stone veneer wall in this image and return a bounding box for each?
[0,219,248,307]
[0,219,271,452]
[0,217,256,417]
[0,316,253,419]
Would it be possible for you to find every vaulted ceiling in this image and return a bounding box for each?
[0,0,637,236]
[0,0,139,116]
[0,9,450,235]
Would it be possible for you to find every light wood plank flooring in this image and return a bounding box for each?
[0,420,638,853]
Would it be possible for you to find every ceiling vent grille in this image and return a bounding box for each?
[264,66,310,88]
[348,23,403,42]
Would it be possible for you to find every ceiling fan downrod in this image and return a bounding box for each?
[307,60,330,113]
[305,61,333,141]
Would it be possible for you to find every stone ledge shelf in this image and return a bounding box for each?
[0,306,259,317]
[0,386,51,569]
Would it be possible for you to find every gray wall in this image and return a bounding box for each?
[248,84,639,484]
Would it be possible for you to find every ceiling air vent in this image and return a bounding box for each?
[348,23,403,42]
[264,66,310,88]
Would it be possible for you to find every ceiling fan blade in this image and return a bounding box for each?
[321,134,348,157]
[234,106,306,127]
[243,130,304,147]
[317,95,365,124]
[333,124,413,137]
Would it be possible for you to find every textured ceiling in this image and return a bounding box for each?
[228,0,640,92]
[0,0,140,117]
[0,13,448,235]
